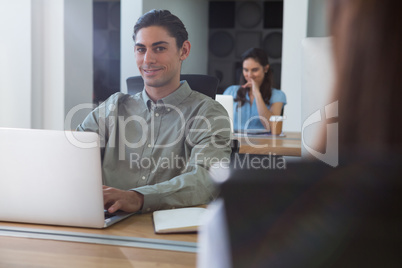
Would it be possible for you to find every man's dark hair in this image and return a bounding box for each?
[133,9,188,49]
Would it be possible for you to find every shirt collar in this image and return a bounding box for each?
[141,81,192,112]
[141,89,152,111]
[162,81,192,107]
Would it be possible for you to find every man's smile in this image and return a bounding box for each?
[142,67,163,76]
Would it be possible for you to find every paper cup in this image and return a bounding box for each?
[269,116,283,135]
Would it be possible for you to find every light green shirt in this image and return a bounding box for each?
[77,81,231,212]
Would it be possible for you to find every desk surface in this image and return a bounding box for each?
[236,131,301,156]
[0,212,198,267]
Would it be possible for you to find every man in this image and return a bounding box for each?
[77,10,231,214]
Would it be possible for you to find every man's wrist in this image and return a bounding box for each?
[130,190,144,210]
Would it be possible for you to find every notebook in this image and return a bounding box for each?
[0,127,134,228]
[215,94,234,133]
[153,207,207,234]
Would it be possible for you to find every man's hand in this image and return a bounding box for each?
[103,186,144,213]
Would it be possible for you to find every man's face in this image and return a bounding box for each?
[134,26,186,91]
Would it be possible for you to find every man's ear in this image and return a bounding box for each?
[179,40,191,61]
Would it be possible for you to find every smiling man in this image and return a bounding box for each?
[135,26,189,100]
[77,10,231,214]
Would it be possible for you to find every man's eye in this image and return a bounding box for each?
[155,47,166,52]
[136,48,146,53]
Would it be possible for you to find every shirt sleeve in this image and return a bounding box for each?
[133,101,232,212]
[223,85,240,99]
[76,92,122,158]
[270,89,287,106]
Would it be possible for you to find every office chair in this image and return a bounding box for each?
[126,74,219,99]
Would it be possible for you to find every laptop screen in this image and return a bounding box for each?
[0,128,106,228]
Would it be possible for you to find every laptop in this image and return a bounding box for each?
[215,95,281,136]
[0,127,135,228]
[215,94,234,133]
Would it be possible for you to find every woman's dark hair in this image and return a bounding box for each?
[328,0,402,150]
[234,48,274,107]
[132,9,188,49]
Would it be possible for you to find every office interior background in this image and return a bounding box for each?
[0,0,328,131]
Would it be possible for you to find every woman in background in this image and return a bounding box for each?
[223,48,286,131]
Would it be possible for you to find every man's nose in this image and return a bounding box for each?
[144,51,156,64]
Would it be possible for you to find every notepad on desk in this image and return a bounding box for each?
[153,207,207,234]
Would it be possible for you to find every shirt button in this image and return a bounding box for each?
[155,113,159,117]
[148,144,151,147]
[167,108,171,112]
[142,176,146,180]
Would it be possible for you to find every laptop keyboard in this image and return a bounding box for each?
[104,210,116,219]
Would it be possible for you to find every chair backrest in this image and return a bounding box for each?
[126,74,219,99]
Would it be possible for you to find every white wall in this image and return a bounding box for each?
[32,0,65,130]
[0,0,92,130]
[120,0,143,93]
[281,0,330,132]
[64,0,93,129]
[0,0,32,128]
[281,0,309,132]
